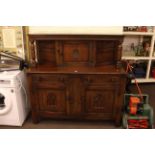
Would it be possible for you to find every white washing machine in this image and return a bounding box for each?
[0,70,30,126]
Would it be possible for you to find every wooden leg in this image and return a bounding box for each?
[115,113,122,127]
[115,119,121,126]
[32,112,40,124]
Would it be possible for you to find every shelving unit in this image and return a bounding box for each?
[122,26,155,83]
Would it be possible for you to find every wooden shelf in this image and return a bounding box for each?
[122,56,150,60]
[123,32,154,36]
[132,78,155,83]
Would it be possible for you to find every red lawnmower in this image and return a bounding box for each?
[122,61,154,129]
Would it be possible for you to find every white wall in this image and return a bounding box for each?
[28,26,123,35]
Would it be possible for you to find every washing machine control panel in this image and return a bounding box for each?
[0,71,21,88]
[0,79,12,88]
[0,80,11,84]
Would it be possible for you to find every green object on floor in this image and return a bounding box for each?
[122,94,154,129]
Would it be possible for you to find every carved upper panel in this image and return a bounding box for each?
[29,35,123,68]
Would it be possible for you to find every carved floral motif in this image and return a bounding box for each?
[93,94,105,108]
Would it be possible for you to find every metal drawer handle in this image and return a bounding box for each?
[58,77,65,83]
[111,78,118,82]
[84,77,93,85]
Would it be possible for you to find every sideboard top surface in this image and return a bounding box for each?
[27,65,126,75]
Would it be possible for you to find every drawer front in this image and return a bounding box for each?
[82,75,120,86]
[32,74,68,89]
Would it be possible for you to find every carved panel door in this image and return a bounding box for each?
[84,84,119,119]
[37,89,66,115]
[32,74,68,116]
[75,74,120,119]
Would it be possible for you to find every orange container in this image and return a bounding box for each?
[129,97,140,105]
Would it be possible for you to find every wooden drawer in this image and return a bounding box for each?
[82,75,120,86]
[32,74,68,89]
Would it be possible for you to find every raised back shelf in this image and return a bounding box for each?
[29,35,123,68]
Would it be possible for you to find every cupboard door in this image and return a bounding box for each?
[62,41,91,65]
[84,85,119,119]
[32,74,68,115]
[37,88,66,115]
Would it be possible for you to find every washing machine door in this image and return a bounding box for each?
[0,88,13,115]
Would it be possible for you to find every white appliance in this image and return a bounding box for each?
[0,70,30,126]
